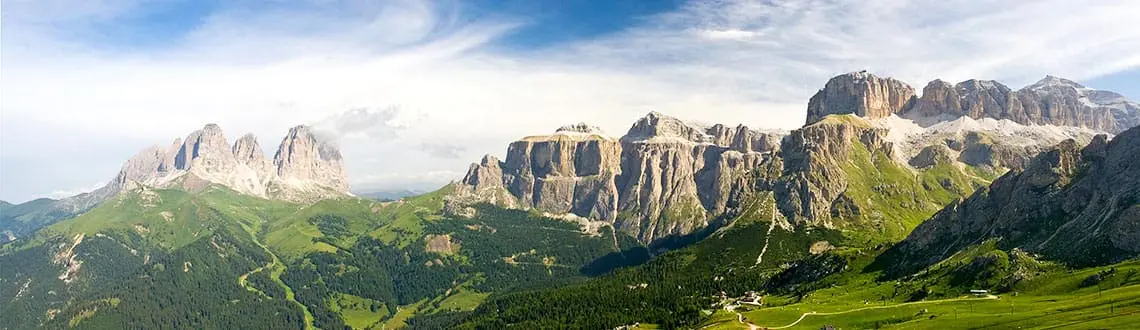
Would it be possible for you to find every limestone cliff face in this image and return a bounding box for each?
[272,125,351,201]
[508,125,622,220]
[456,123,621,220]
[1086,88,1140,132]
[233,133,271,173]
[455,114,784,242]
[615,113,773,241]
[176,124,237,175]
[904,80,962,119]
[883,126,1140,275]
[92,124,350,204]
[805,71,916,124]
[1016,76,1118,131]
[773,116,895,227]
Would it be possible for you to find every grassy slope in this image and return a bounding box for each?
[327,293,389,329]
[259,184,455,262]
[707,259,1140,329]
[4,186,323,328]
[838,139,986,243]
[692,235,1140,329]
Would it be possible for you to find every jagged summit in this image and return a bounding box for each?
[521,123,615,142]
[1026,75,1085,90]
[805,71,916,124]
[233,133,268,168]
[807,71,1139,133]
[622,111,712,143]
[273,124,350,198]
[555,122,606,135]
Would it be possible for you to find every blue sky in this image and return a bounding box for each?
[471,0,684,48]
[3,0,1140,203]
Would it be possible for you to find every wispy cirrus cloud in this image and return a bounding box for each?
[3,0,1139,202]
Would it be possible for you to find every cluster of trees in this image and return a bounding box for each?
[26,229,308,329]
[0,243,73,328]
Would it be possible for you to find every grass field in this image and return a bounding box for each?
[382,299,429,329]
[701,257,1140,329]
[702,286,1140,329]
[327,293,389,329]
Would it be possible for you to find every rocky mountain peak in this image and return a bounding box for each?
[115,146,173,187]
[623,111,710,143]
[202,123,223,133]
[479,154,500,166]
[232,133,262,158]
[958,79,1009,93]
[273,125,349,198]
[232,133,270,174]
[555,123,606,135]
[1027,75,1085,91]
[176,123,236,170]
[806,71,916,124]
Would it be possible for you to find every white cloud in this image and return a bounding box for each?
[47,182,107,199]
[3,0,1139,202]
[312,107,405,142]
[700,29,759,40]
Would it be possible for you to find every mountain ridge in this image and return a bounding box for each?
[807,71,1140,133]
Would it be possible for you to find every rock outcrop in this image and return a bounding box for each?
[773,115,898,227]
[454,114,785,242]
[805,71,916,124]
[233,133,271,174]
[883,126,1140,275]
[463,123,622,220]
[615,113,774,241]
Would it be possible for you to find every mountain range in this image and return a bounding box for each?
[3,71,1139,329]
[808,71,1140,133]
[449,72,1118,246]
[1,124,349,241]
